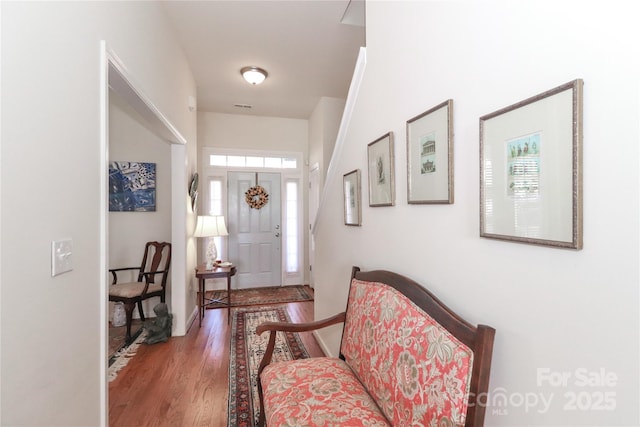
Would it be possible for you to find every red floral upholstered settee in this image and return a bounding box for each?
[256,267,496,427]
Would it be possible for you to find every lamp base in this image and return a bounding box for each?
[206,238,218,270]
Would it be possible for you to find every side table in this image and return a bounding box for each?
[195,264,237,326]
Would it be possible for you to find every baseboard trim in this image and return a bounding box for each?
[185,306,198,333]
[313,330,337,357]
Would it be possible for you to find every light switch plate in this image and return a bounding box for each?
[52,238,73,277]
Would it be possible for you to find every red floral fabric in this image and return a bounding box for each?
[261,357,390,426]
[340,279,474,426]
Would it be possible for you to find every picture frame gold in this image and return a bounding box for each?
[406,100,454,204]
[367,132,395,207]
[343,169,362,226]
[479,79,583,249]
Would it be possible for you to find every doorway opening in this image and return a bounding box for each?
[100,42,187,426]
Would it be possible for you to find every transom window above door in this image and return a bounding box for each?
[209,154,297,169]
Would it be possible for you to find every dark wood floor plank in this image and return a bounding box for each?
[109,300,324,426]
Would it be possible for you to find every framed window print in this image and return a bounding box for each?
[367,132,395,207]
[343,169,362,226]
[480,79,583,249]
[406,100,454,204]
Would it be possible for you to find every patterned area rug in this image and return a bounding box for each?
[206,285,313,309]
[109,319,143,360]
[108,329,146,382]
[228,306,310,427]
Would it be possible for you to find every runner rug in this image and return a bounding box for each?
[206,284,313,309]
[228,306,310,427]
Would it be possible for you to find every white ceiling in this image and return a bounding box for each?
[160,1,365,120]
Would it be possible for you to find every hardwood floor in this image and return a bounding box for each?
[108,301,324,426]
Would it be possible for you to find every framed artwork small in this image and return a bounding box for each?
[343,169,362,226]
[109,161,156,212]
[479,79,583,249]
[189,172,199,212]
[406,99,454,204]
[367,132,395,207]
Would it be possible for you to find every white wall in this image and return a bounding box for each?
[314,1,639,426]
[108,89,172,318]
[198,112,308,153]
[0,2,197,425]
[309,97,346,185]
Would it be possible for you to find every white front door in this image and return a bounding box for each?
[228,172,282,288]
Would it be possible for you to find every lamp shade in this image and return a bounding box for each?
[241,66,268,85]
[194,215,228,238]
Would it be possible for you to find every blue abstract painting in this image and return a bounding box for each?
[109,161,156,212]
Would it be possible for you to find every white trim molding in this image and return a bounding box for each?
[313,47,366,236]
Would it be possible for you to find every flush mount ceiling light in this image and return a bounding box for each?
[240,66,268,85]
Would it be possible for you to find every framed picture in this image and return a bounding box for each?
[406,100,454,204]
[189,172,199,212]
[343,169,362,226]
[109,161,157,212]
[480,79,583,249]
[367,132,395,207]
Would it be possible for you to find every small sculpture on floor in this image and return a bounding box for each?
[144,303,172,344]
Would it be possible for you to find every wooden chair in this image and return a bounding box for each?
[109,241,171,343]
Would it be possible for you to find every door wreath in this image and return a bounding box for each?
[245,185,269,209]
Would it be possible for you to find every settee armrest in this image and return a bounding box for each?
[256,311,346,427]
[256,311,346,336]
[257,312,345,372]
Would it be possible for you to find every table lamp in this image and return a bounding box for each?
[194,215,228,270]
